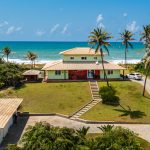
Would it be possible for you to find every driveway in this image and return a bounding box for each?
[131,77,150,94]
[21,116,150,143]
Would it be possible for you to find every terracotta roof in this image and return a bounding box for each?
[0,98,23,128]
[59,47,102,55]
[23,70,41,76]
[42,60,125,71]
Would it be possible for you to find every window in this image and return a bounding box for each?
[70,57,74,60]
[81,57,87,60]
[94,57,97,60]
[55,70,61,75]
[108,70,113,75]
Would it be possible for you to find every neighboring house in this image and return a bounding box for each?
[42,47,125,81]
[0,98,23,145]
[23,70,42,82]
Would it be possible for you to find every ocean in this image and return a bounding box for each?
[0,41,146,64]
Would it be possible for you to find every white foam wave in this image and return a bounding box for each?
[4,58,141,65]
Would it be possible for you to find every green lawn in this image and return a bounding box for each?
[15,82,91,115]
[81,81,150,123]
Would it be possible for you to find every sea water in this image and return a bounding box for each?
[0,41,145,64]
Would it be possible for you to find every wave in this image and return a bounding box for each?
[5,58,142,65]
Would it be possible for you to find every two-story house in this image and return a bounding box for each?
[42,47,125,81]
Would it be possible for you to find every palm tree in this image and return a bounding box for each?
[120,30,134,66]
[26,51,37,68]
[2,47,11,62]
[142,51,150,96]
[140,25,150,96]
[140,25,150,50]
[89,28,112,87]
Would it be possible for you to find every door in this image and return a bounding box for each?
[88,70,94,79]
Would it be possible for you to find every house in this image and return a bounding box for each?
[42,47,125,81]
[0,98,23,144]
[23,70,42,82]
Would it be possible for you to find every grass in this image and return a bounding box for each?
[81,81,150,123]
[86,133,150,150]
[14,82,91,115]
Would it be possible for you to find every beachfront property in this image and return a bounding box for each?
[42,47,125,81]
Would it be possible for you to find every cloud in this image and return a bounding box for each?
[0,21,8,28]
[61,24,69,34]
[50,24,60,33]
[98,22,105,29]
[36,30,45,36]
[96,14,103,23]
[6,26,22,34]
[123,13,128,17]
[126,21,139,32]
[96,14,105,29]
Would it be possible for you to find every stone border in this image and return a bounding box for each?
[19,112,150,125]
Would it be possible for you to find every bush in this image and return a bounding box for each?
[99,86,120,106]
[7,122,143,150]
[95,126,141,149]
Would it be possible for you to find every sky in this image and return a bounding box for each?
[0,0,149,41]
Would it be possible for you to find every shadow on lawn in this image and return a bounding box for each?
[114,105,146,119]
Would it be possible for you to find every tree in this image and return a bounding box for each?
[89,28,112,86]
[120,30,134,66]
[142,51,150,96]
[2,47,11,62]
[140,24,150,50]
[26,51,37,68]
[0,62,24,88]
[8,122,143,150]
[140,25,150,96]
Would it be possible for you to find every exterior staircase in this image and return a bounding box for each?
[70,80,101,120]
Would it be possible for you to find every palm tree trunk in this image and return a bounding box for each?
[143,74,148,96]
[101,54,109,87]
[7,55,8,62]
[125,48,127,67]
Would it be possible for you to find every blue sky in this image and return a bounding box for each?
[0,0,149,41]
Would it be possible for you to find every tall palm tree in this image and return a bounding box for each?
[2,47,11,62]
[142,51,150,96]
[89,28,112,86]
[26,51,37,68]
[140,25,150,50]
[120,30,134,66]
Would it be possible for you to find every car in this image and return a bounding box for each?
[126,73,142,80]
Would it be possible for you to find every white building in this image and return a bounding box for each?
[0,98,23,144]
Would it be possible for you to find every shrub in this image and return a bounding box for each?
[95,126,141,149]
[7,122,143,150]
[99,86,120,106]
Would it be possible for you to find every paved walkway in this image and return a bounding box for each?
[25,116,150,142]
[70,81,101,119]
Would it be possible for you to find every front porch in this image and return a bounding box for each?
[68,70,100,80]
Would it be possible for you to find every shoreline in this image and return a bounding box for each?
[6,58,141,65]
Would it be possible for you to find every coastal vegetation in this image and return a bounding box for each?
[26,51,38,68]
[0,62,25,89]
[7,122,149,150]
[140,24,150,96]
[82,81,150,123]
[89,28,112,87]
[120,30,134,66]
[2,47,11,62]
